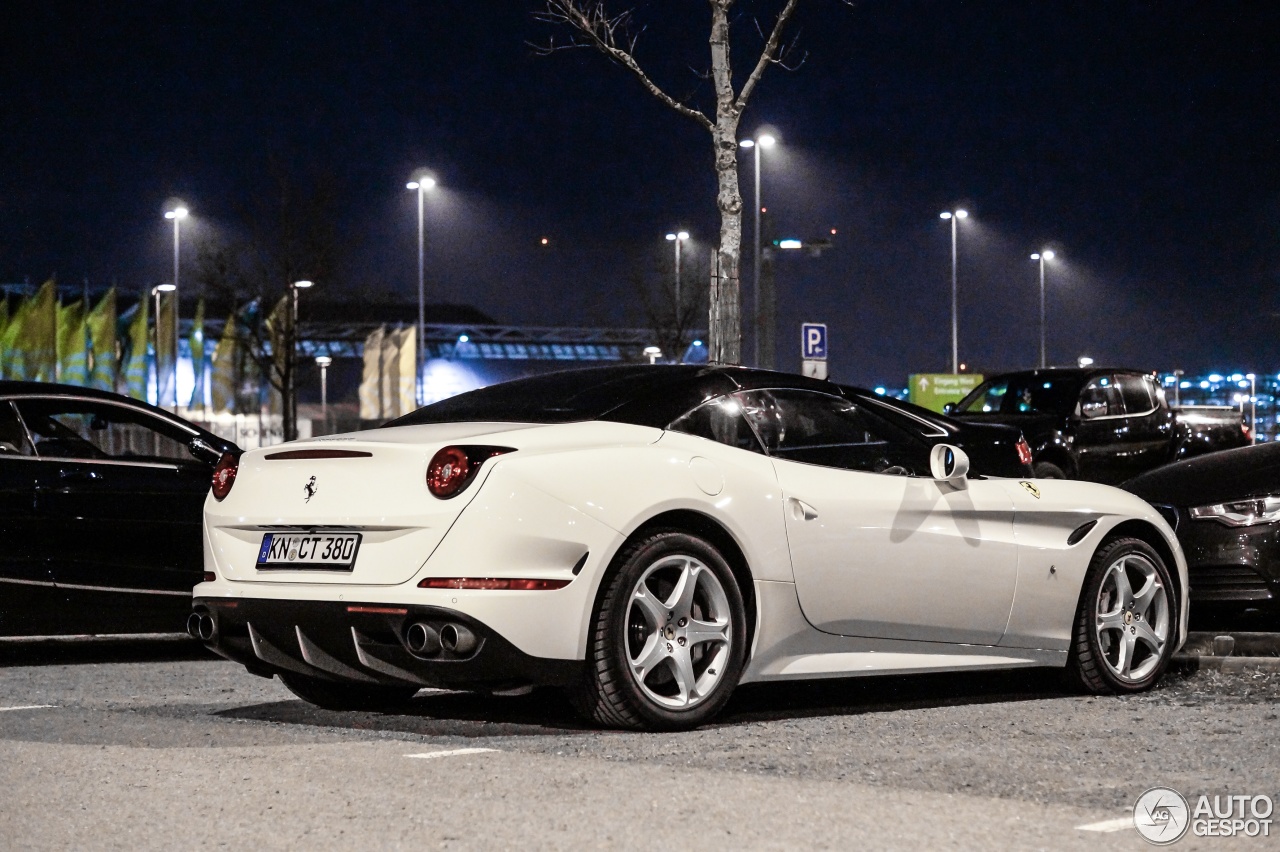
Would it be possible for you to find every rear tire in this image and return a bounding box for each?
[1034,460,1067,479]
[570,530,747,731]
[279,673,419,712]
[1067,537,1176,694]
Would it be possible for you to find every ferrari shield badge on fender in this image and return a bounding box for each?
[304,475,318,502]
[1020,481,1041,499]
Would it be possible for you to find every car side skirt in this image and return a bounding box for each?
[741,580,1065,684]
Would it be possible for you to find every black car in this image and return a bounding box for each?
[0,382,239,636]
[1124,441,1280,624]
[950,367,1247,484]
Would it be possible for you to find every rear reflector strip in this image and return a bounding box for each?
[346,606,410,615]
[265,449,374,460]
[418,578,571,591]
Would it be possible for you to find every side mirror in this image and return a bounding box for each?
[929,443,970,488]
[942,402,956,415]
[189,437,222,465]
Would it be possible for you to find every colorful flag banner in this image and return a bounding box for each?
[155,290,176,408]
[396,325,417,416]
[210,311,239,413]
[86,288,118,391]
[119,293,150,400]
[189,298,206,410]
[358,325,386,421]
[11,280,58,382]
[57,299,88,385]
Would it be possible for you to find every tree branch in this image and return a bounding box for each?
[736,0,802,110]
[539,2,714,131]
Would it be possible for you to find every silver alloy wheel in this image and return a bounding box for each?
[1094,552,1170,682]
[625,554,732,710]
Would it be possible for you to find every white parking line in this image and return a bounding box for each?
[0,705,58,712]
[404,748,497,760]
[1076,816,1134,833]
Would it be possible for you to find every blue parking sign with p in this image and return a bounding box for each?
[801,323,828,359]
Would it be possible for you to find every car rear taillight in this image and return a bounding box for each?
[1016,437,1033,467]
[1243,423,1253,442]
[211,453,238,500]
[425,445,514,499]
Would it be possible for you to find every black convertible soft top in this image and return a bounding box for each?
[384,365,841,429]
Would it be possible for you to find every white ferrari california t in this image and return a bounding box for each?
[192,365,1188,730]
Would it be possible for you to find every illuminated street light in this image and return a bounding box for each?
[665,230,690,312]
[740,132,778,367]
[162,203,188,411]
[407,173,437,405]
[643,345,662,365]
[939,209,968,374]
[315,355,333,431]
[1030,249,1057,369]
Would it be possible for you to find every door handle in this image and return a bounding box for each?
[788,498,819,521]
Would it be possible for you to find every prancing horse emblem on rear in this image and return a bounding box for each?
[1020,481,1041,499]
[304,476,318,502]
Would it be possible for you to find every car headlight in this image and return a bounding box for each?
[1189,495,1280,527]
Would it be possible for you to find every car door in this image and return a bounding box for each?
[0,399,55,634]
[1115,373,1175,476]
[1072,374,1130,483]
[15,395,213,633]
[738,389,1019,646]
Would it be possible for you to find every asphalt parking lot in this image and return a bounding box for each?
[2,640,1277,850]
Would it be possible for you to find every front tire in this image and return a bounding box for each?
[279,673,420,712]
[571,530,747,731]
[1067,537,1176,694]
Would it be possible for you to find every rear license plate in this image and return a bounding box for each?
[256,533,361,570]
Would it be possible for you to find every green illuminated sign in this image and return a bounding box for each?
[908,373,984,413]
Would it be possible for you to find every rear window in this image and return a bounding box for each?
[386,366,702,426]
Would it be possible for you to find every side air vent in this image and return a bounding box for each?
[1067,520,1098,546]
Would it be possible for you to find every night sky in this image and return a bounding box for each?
[3,1,1277,387]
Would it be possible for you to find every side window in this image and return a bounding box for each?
[1079,376,1124,419]
[15,398,196,464]
[960,381,1008,413]
[737,389,925,474]
[668,395,764,454]
[1117,375,1156,415]
[0,401,34,456]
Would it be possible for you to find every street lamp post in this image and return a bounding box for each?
[315,355,332,435]
[739,134,776,368]
[151,283,175,406]
[407,174,437,406]
[665,230,690,314]
[163,204,188,410]
[939,209,968,374]
[1030,250,1056,368]
[288,280,313,442]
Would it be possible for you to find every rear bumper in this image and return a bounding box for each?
[192,597,582,689]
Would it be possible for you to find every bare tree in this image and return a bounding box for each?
[639,250,709,363]
[195,160,345,440]
[538,0,804,366]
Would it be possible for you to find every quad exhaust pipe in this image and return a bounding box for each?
[405,622,441,655]
[186,612,216,642]
[440,623,477,655]
[403,621,477,656]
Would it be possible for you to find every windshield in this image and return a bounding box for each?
[955,375,1083,415]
